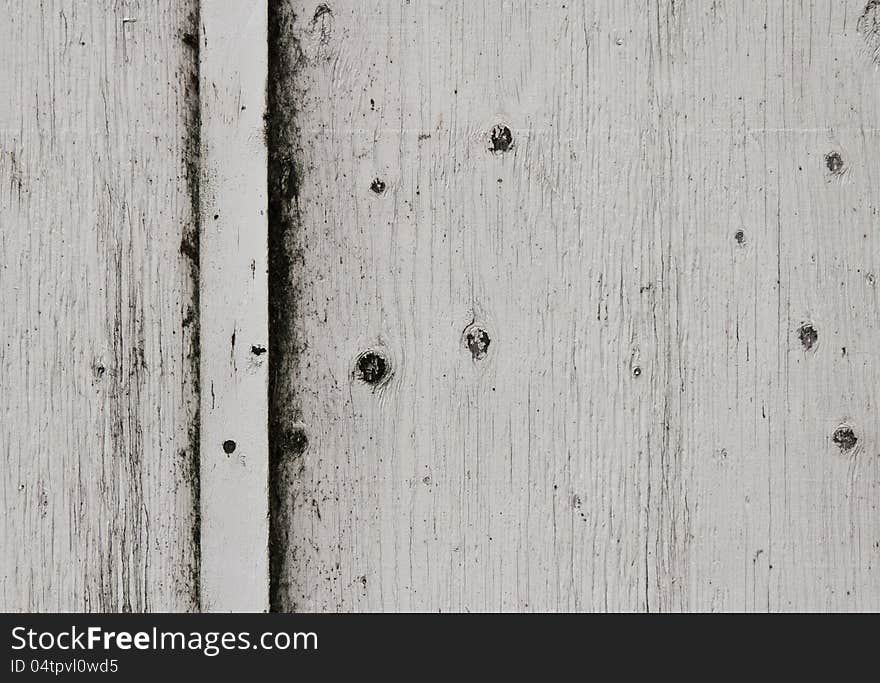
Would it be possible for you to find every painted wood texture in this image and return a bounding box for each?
[199,0,270,612]
[0,1,200,611]
[269,0,880,612]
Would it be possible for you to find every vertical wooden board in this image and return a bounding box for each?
[0,1,200,611]
[270,0,661,612]
[199,0,269,612]
[645,0,880,612]
[269,0,880,612]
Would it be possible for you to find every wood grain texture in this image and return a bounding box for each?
[0,0,200,611]
[269,0,880,612]
[199,0,270,612]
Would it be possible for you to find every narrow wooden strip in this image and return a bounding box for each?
[199,1,269,612]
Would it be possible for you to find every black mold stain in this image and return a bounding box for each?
[832,425,858,452]
[370,178,386,194]
[464,326,491,360]
[278,423,309,459]
[355,351,389,384]
[251,345,267,356]
[489,124,513,153]
[734,229,745,245]
[267,1,312,612]
[825,151,845,175]
[797,323,818,351]
[222,439,237,454]
[181,4,202,612]
[179,236,198,263]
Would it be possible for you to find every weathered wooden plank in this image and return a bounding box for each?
[269,0,880,612]
[0,0,201,611]
[199,0,270,611]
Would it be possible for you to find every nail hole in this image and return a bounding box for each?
[832,425,858,452]
[824,151,845,175]
[797,323,818,351]
[734,229,745,245]
[355,350,389,385]
[464,325,491,360]
[222,440,236,454]
[489,124,513,153]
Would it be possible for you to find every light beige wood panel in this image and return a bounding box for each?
[0,0,200,611]
[269,0,880,612]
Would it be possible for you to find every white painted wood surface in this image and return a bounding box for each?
[0,0,200,611]
[199,0,269,612]
[270,0,880,612]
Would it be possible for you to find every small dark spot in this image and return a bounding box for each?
[251,345,267,356]
[182,32,197,48]
[417,132,431,141]
[825,151,845,175]
[734,229,745,245]
[356,351,389,385]
[93,364,106,380]
[370,178,386,194]
[797,323,818,351]
[632,366,642,377]
[832,425,858,452]
[464,325,491,360]
[489,124,513,153]
[222,440,236,454]
[842,347,847,356]
[213,213,219,220]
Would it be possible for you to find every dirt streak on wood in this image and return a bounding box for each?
[0,0,201,611]
[269,0,880,612]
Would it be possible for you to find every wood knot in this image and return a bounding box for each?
[222,439,236,454]
[489,124,513,153]
[832,425,858,452]
[370,178,386,194]
[734,229,745,245]
[797,323,818,351]
[280,423,309,459]
[824,151,845,175]
[463,324,491,360]
[355,350,390,385]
